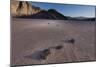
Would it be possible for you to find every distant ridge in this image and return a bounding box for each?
[67,17,96,21]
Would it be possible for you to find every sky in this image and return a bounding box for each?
[30,2,95,18]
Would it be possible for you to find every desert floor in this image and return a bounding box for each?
[11,18,96,66]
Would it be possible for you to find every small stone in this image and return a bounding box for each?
[54,45,63,50]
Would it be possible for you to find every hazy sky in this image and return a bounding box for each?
[31,2,95,18]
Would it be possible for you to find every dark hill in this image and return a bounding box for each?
[17,9,68,20]
[48,9,67,20]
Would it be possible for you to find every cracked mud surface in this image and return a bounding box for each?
[11,19,96,66]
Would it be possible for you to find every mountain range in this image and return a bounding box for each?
[11,1,95,21]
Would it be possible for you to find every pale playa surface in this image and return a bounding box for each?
[11,18,96,66]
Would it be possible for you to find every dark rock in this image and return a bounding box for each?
[68,38,75,44]
[25,49,50,60]
[63,38,75,44]
[54,45,63,50]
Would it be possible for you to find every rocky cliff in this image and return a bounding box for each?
[11,1,41,16]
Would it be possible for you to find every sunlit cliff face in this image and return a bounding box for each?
[11,1,41,17]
